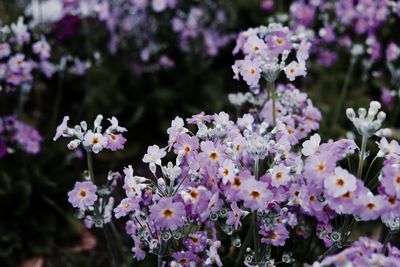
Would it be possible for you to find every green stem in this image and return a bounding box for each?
[104,225,118,267]
[86,151,95,182]
[382,231,392,254]
[158,240,164,267]
[364,155,378,182]
[332,58,356,129]
[357,135,368,179]
[252,213,260,263]
[319,243,339,260]
[252,158,260,262]
[267,81,276,126]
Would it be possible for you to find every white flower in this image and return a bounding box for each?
[27,0,63,24]
[53,116,72,141]
[106,116,127,133]
[142,145,166,166]
[270,164,291,187]
[218,159,236,185]
[83,131,107,153]
[152,0,167,12]
[284,60,307,81]
[67,139,80,150]
[301,133,321,156]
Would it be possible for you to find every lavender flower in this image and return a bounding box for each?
[67,181,98,210]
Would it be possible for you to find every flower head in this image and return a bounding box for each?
[68,181,97,210]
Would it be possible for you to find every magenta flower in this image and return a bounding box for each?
[149,197,186,231]
[67,181,98,210]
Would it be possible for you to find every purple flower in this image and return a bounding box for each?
[0,138,7,157]
[380,87,395,109]
[32,38,51,59]
[184,231,208,253]
[0,43,10,58]
[304,151,336,188]
[199,140,225,164]
[354,193,387,221]
[67,181,97,210]
[238,179,272,211]
[114,197,138,219]
[174,133,199,157]
[226,202,242,230]
[172,251,200,267]
[260,224,289,246]
[265,31,293,56]
[105,133,127,151]
[386,42,400,61]
[149,197,186,231]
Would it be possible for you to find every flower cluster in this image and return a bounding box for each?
[288,0,396,66]
[50,0,235,74]
[0,17,56,92]
[0,116,43,156]
[312,237,400,267]
[68,171,120,228]
[232,23,311,88]
[111,76,323,265]
[53,115,127,153]
[54,115,127,228]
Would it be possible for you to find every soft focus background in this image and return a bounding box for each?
[1,0,399,266]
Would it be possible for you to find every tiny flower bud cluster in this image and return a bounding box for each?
[53,115,127,153]
[346,101,386,137]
